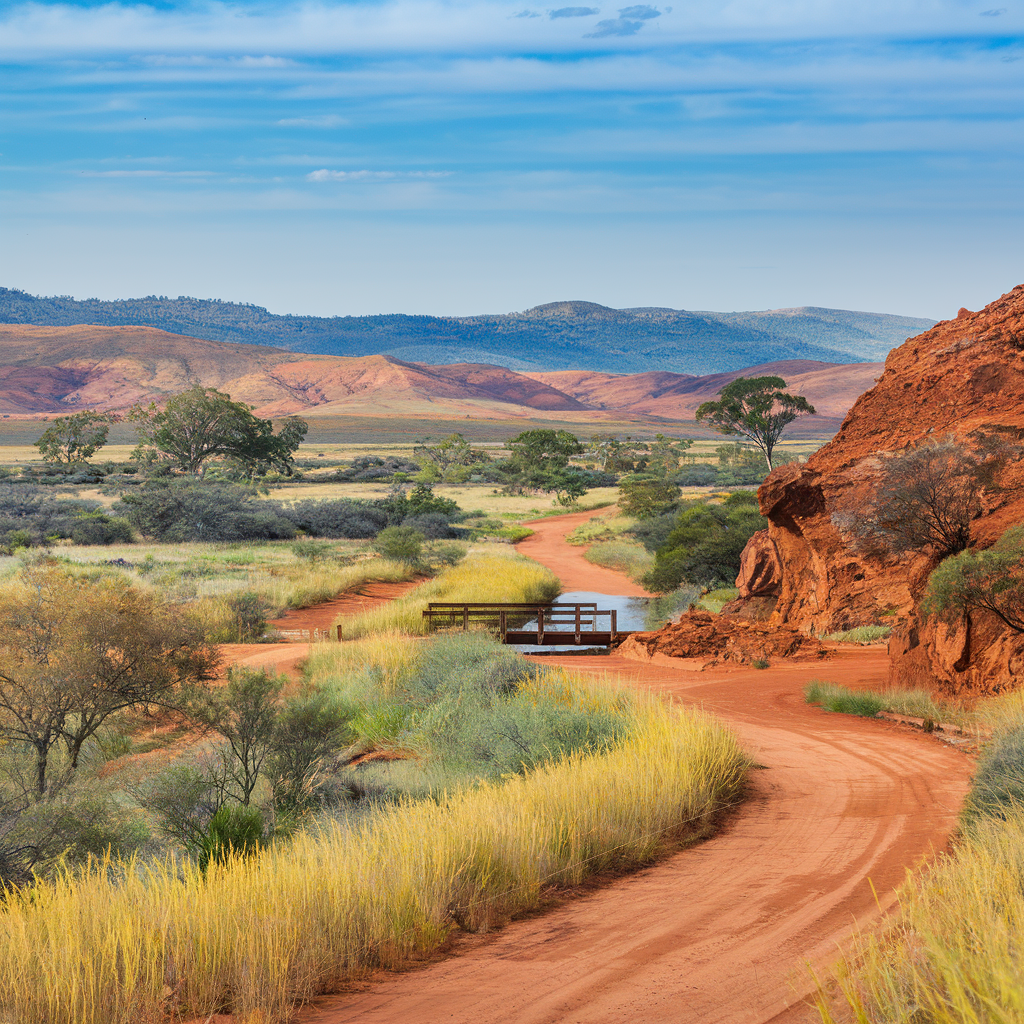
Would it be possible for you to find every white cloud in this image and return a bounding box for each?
[276,114,349,127]
[307,169,453,181]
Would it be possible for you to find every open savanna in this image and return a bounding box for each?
[0,415,830,467]
[0,535,750,1024]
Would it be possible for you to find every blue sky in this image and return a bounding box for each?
[1,0,1022,318]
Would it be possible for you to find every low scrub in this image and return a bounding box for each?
[565,516,633,546]
[804,680,968,726]
[340,549,560,639]
[583,539,654,582]
[0,679,747,1024]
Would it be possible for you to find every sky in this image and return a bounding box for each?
[1,0,1022,320]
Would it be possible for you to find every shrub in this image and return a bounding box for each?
[617,475,681,519]
[923,524,1024,633]
[197,805,266,870]
[374,526,425,563]
[116,483,296,542]
[280,498,388,539]
[642,492,764,593]
[70,517,135,546]
[837,438,983,558]
[401,512,459,539]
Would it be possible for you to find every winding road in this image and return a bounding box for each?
[296,508,971,1024]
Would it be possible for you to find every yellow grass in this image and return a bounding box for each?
[302,632,419,701]
[339,549,561,639]
[0,679,747,1024]
[818,810,1024,1024]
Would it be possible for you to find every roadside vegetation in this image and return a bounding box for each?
[340,548,561,638]
[804,680,971,728]
[0,628,748,1024]
[816,687,1024,1023]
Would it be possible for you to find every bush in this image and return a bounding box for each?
[116,483,296,542]
[642,492,765,593]
[838,438,983,558]
[70,517,135,546]
[197,805,266,870]
[617,474,681,519]
[923,524,1024,634]
[374,526,425,563]
[280,499,388,539]
[584,540,654,582]
[401,512,459,539]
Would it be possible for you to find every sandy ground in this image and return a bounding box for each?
[292,507,972,1024]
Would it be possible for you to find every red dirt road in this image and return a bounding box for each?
[297,509,972,1024]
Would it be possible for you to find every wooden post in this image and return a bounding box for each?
[538,609,545,645]
[500,609,507,642]
[575,605,581,645]
[610,609,617,644]
[463,605,469,630]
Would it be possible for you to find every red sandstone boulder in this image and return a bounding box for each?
[617,610,828,669]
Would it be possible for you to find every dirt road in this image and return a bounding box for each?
[296,508,971,1024]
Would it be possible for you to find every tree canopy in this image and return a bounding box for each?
[129,385,307,478]
[34,411,112,464]
[695,376,814,470]
[501,429,589,504]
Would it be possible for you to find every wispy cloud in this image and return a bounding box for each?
[276,114,349,127]
[307,169,453,181]
[549,7,600,19]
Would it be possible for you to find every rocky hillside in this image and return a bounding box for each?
[741,284,1024,695]
[0,324,878,429]
[0,288,934,374]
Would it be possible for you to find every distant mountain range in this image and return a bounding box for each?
[0,289,935,375]
[0,323,884,436]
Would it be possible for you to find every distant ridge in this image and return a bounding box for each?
[0,323,879,437]
[0,288,935,375]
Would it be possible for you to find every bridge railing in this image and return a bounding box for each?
[422,602,629,647]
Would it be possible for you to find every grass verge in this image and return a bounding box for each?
[815,691,1024,1024]
[804,680,970,726]
[0,681,747,1024]
[339,549,560,638]
[823,625,893,644]
[583,539,654,582]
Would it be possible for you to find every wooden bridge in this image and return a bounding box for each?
[422,602,635,648]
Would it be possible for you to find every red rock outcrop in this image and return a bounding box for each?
[750,283,1024,695]
[617,611,828,669]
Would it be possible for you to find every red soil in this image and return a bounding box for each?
[295,508,972,1024]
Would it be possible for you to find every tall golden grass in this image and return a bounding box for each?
[0,678,747,1024]
[816,685,1024,1023]
[818,810,1024,1024]
[193,558,415,638]
[339,549,561,638]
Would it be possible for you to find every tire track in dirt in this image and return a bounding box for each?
[292,509,971,1024]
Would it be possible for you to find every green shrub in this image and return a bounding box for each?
[583,539,654,582]
[373,526,425,564]
[197,805,266,870]
[642,492,765,593]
